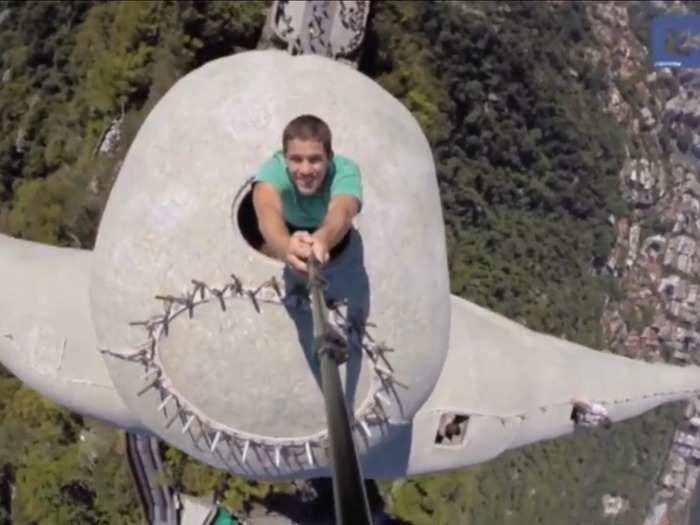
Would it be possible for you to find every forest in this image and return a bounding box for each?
[0,1,688,524]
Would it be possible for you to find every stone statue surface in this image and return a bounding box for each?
[1,50,698,480]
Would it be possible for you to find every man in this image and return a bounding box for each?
[570,398,612,429]
[252,114,362,274]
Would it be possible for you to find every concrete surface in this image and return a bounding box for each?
[90,49,450,477]
[0,233,144,430]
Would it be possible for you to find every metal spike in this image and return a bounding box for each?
[248,291,260,313]
[360,419,371,439]
[253,279,269,296]
[148,338,157,358]
[211,287,227,311]
[141,367,160,381]
[160,301,172,336]
[268,277,283,299]
[374,364,393,377]
[374,391,391,406]
[165,409,181,429]
[185,292,195,319]
[133,339,153,352]
[210,431,222,452]
[157,394,173,412]
[101,347,145,362]
[152,323,165,341]
[191,280,207,300]
[230,274,243,294]
[242,440,250,463]
[377,342,396,353]
[182,415,195,433]
[375,366,408,389]
[306,442,314,466]
[137,379,158,396]
[371,403,386,420]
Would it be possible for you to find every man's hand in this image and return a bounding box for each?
[308,195,359,266]
[310,235,330,265]
[285,231,313,273]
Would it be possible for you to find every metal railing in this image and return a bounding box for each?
[125,433,177,525]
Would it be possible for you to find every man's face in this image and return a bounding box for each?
[284,138,330,195]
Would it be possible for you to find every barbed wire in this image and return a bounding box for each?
[101,271,406,472]
[99,270,700,471]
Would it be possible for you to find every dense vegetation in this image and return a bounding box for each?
[366,2,683,524]
[0,1,686,524]
[0,0,266,246]
[366,1,629,348]
[0,364,141,524]
[0,2,279,523]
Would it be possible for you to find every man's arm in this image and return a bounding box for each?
[252,182,289,259]
[311,195,360,263]
[253,182,312,271]
[252,151,317,272]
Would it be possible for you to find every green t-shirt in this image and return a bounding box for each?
[254,151,362,228]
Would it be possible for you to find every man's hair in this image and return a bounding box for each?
[570,406,584,423]
[282,114,333,156]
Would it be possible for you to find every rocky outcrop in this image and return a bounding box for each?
[14,127,25,154]
[588,3,647,80]
[602,494,630,517]
[0,9,10,28]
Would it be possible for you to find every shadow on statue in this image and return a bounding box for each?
[282,229,370,412]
